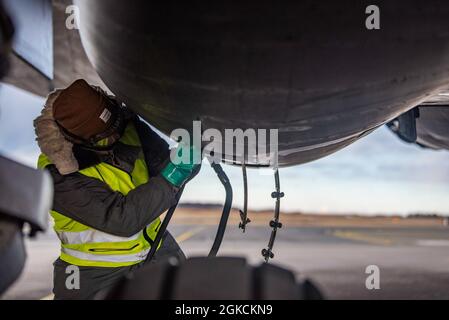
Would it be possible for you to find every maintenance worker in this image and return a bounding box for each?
[34,79,200,299]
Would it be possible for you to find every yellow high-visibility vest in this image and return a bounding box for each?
[38,123,162,267]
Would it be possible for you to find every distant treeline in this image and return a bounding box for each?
[178,202,276,213]
[178,202,224,210]
[178,202,448,218]
[407,213,449,219]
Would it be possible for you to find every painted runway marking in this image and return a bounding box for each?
[175,226,205,243]
[333,230,392,246]
[416,240,449,247]
[40,293,54,300]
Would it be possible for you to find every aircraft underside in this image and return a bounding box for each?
[4,0,449,167]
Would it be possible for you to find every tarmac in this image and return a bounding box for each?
[3,215,449,300]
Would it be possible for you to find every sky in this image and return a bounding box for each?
[1,82,449,216]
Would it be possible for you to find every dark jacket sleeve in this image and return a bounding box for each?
[48,165,178,237]
[133,117,171,177]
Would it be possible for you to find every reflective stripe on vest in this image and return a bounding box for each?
[61,247,150,263]
[56,229,141,245]
[38,122,162,267]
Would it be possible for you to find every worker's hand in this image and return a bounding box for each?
[160,142,202,187]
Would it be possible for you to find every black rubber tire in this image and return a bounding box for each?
[98,256,323,300]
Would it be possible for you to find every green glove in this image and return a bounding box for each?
[161,143,201,187]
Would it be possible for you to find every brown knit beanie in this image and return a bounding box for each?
[53,79,115,141]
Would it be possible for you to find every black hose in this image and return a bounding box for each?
[208,160,233,257]
[239,161,250,232]
[144,185,184,263]
[146,159,233,261]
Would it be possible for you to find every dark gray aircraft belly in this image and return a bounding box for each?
[74,0,449,167]
[416,106,449,150]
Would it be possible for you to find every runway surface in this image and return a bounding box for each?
[3,222,449,300]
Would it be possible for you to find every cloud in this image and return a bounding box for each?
[0,83,43,167]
